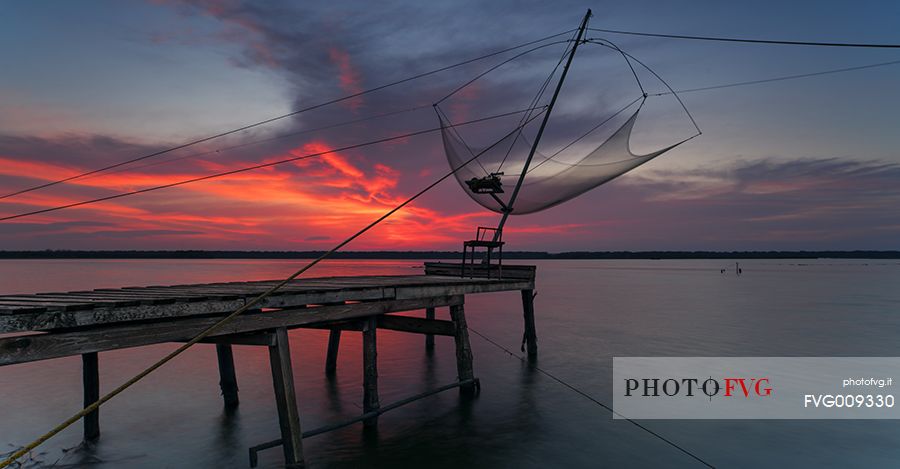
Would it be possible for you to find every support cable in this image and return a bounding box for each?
[649,59,900,95]
[587,27,900,48]
[85,104,436,179]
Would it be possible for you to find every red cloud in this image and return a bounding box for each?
[327,47,364,110]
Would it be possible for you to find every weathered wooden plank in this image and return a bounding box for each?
[268,327,304,468]
[194,332,276,346]
[0,299,95,311]
[35,294,142,307]
[29,295,134,307]
[377,314,454,336]
[424,262,536,280]
[0,288,396,333]
[394,280,533,300]
[0,303,47,314]
[0,296,463,365]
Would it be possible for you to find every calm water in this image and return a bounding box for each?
[2,258,900,468]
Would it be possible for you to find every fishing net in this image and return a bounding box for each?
[436,35,700,216]
[439,103,685,215]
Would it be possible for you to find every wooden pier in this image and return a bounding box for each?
[0,262,537,468]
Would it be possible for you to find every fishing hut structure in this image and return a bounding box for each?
[0,263,537,467]
[0,7,704,467]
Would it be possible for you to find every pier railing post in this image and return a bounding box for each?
[215,344,239,408]
[268,327,305,468]
[449,299,476,397]
[362,316,379,427]
[521,289,538,358]
[424,307,435,351]
[82,352,100,441]
[325,329,341,376]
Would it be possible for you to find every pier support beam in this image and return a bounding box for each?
[521,289,538,358]
[362,317,379,427]
[82,352,100,441]
[325,329,341,376]
[268,327,304,468]
[215,344,239,408]
[449,302,476,397]
[424,307,435,351]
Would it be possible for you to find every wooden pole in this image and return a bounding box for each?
[81,352,100,441]
[325,329,341,375]
[362,317,379,427]
[492,8,593,240]
[521,289,538,358]
[267,327,304,468]
[215,344,239,408]
[449,302,476,396]
[424,307,435,350]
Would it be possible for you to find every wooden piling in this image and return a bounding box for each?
[267,327,304,468]
[215,344,239,408]
[521,289,538,358]
[325,329,341,375]
[424,307,435,350]
[449,302,476,396]
[362,317,379,427]
[82,352,100,441]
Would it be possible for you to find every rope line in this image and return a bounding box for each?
[496,30,578,172]
[468,327,716,468]
[587,27,900,48]
[0,29,575,201]
[433,40,572,105]
[587,39,702,136]
[0,106,543,222]
[650,58,900,95]
[0,110,547,469]
[78,104,435,181]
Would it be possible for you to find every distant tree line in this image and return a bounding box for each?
[0,250,898,259]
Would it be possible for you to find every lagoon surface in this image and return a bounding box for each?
[2,258,900,468]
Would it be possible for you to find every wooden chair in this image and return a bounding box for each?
[461,227,504,279]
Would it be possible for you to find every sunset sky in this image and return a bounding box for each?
[2,0,899,251]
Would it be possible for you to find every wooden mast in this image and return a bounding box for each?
[493,9,592,238]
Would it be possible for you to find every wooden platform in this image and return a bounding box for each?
[0,262,538,468]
